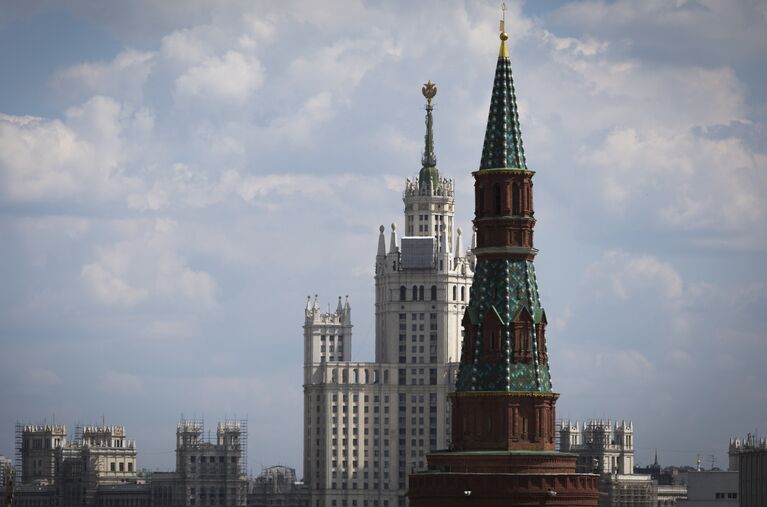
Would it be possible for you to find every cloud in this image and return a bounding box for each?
[174,51,264,103]
[0,96,152,203]
[53,49,155,103]
[81,262,150,307]
[80,220,217,309]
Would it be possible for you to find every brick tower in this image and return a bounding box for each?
[408,12,599,507]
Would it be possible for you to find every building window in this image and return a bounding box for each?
[399,286,406,301]
[512,182,520,215]
[419,286,424,300]
[452,285,456,300]
[430,285,437,301]
[412,285,418,300]
[494,183,501,215]
[461,286,465,301]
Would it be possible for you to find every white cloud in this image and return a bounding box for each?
[80,221,217,308]
[81,262,149,307]
[0,96,149,203]
[53,49,155,103]
[175,51,264,103]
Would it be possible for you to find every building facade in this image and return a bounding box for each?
[151,419,249,507]
[14,423,148,507]
[248,466,310,507]
[303,82,474,507]
[560,420,658,507]
[732,435,766,507]
[677,471,738,506]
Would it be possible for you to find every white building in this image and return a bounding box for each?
[303,85,474,507]
[677,471,738,506]
[560,419,656,507]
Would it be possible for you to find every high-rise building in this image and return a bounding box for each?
[408,12,598,507]
[303,82,474,507]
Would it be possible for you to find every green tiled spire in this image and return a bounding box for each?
[479,31,527,171]
[419,81,439,190]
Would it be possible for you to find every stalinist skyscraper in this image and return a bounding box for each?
[304,83,474,507]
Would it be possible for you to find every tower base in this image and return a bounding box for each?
[409,451,599,506]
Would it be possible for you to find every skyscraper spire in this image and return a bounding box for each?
[419,81,440,191]
[479,8,526,171]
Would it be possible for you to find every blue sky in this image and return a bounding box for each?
[1,0,766,475]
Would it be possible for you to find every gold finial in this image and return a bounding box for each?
[422,80,437,106]
[499,2,509,57]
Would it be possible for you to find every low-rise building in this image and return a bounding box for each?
[560,419,657,507]
[248,466,309,507]
[677,471,738,506]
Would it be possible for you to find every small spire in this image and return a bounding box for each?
[377,225,386,257]
[419,81,439,192]
[389,223,398,254]
[455,226,464,260]
[305,295,312,312]
[336,296,343,313]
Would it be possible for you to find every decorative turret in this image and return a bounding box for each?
[377,225,386,257]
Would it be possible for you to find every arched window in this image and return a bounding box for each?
[399,286,407,301]
[512,182,520,215]
[461,286,465,301]
[430,285,437,301]
[494,184,502,215]
[419,286,424,300]
[412,285,418,300]
[452,286,457,300]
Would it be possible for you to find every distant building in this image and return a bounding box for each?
[303,80,474,507]
[151,419,249,507]
[14,422,149,507]
[677,471,738,506]
[248,466,309,507]
[560,419,657,507]
[732,435,767,507]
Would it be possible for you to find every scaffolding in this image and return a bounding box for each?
[14,422,22,480]
[239,418,248,476]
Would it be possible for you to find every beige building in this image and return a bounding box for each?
[560,420,657,507]
[303,89,474,507]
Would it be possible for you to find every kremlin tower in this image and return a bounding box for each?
[408,12,600,507]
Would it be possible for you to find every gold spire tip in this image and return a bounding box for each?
[498,2,509,56]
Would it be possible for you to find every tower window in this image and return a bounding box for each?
[452,286,457,300]
[494,184,501,215]
[512,182,520,215]
[419,286,424,301]
[460,286,465,301]
[399,286,406,301]
[412,286,418,300]
[430,285,437,301]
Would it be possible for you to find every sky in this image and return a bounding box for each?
[1,0,766,476]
